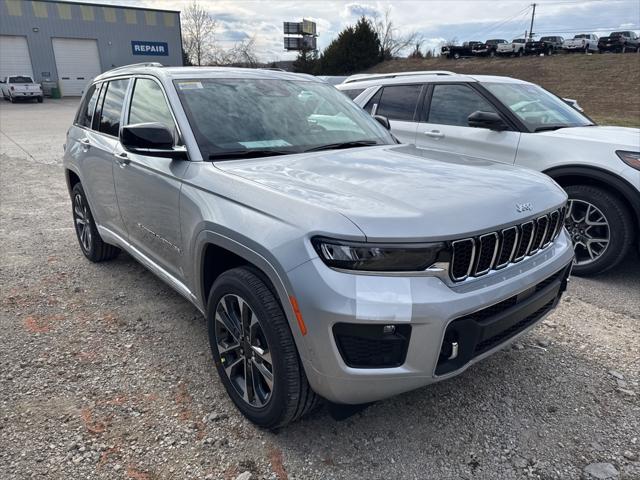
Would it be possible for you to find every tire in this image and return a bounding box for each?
[453,52,460,60]
[37,96,43,103]
[564,185,633,276]
[9,95,15,103]
[71,183,120,262]
[621,45,626,53]
[547,47,553,56]
[207,267,319,429]
[517,49,523,57]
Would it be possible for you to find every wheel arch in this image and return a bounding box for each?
[545,165,640,240]
[194,230,310,356]
[65,168,81,194]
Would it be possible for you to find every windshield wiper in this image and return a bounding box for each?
[534,125,569,132]
[209,149,294,161]
[304,140,380,152]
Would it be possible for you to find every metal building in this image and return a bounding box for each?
[0,0,182,96]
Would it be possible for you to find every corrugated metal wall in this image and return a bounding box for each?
[0,0,182,83]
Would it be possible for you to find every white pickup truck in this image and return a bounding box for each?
[563,34,599,53]
[496,38,527,56]
[1,75,43,103]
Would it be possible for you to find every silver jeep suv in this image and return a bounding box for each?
[63,64,574,428]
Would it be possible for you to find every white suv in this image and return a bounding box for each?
[338,73,640,276]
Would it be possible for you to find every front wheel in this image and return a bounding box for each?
[37,96,43,103]
[207,267,319,428]
[564,185,633,276]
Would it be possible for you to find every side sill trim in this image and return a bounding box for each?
[97,225,203,314]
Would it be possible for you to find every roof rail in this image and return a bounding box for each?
[342,70,456,84]
[106,62,164,73]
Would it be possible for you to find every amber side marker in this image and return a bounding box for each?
[289,296,307,336]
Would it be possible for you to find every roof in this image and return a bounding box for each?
[39,0,180,14]
[94,64,319,82]
[336,72,532,89]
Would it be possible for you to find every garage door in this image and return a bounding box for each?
[0,35,34,80]
[52,38,102,96]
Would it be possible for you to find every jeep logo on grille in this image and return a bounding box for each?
[516,202,533,213]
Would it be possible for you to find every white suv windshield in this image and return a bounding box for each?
[173,78,393,160]
[483,82,593,131]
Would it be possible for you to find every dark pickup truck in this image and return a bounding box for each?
[525,36,564,55]
[598,31,639,53]
[441,41,485,59]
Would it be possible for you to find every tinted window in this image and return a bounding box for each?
[9,76,33,83]
[342,88,365,100]
[97,79,129,137]
[77,84,99,128]
[428,84,498,127]
[375,85,421,122]
[128,78,175,133]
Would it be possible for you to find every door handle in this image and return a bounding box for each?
[423,130,445,139]
[114,152,130,166]
[79,138,91,147]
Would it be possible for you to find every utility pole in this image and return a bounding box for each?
[528,3,536,40]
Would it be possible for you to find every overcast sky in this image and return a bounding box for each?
[77,0,640,61]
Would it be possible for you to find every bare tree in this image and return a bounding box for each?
[370,7,422,59]
[217,36,259,67]
[182,0,217,66]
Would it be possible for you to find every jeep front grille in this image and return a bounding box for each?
[450,207,565,282]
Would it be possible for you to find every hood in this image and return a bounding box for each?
[539,126,640,149]
[215,145,566,241]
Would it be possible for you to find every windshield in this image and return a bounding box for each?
[173,78,394,160]
[483,82,593,131]
[9,76,34,83]
[575,34,588,39]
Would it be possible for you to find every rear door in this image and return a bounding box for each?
[72,80,128,235]
[112,76,187,280]
[415,83,520,164]
[363,84,423,144]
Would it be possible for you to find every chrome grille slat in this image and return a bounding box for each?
[495,226,519,269]
[474,232,499,276]
[447,206,565,282]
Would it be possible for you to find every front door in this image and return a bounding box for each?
[112,77,187,280]
[415,83,520,164]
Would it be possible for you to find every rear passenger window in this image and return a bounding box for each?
[428,84,498,127]
[76,84,99,128]
[375,85,422,122]
[128,78,175,133]
[97,79,130,137]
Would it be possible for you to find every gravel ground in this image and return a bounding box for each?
[1,99,639,480]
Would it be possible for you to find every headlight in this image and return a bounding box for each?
[616,150,640,170]
[311,237,446,272]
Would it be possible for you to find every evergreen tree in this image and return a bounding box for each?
[317,17,381,75]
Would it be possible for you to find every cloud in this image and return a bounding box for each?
[87,0,639,62]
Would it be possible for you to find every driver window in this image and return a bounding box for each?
[428,84,498,127]
[128,78,178,141]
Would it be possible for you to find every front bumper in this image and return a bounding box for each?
[288,230,574,404]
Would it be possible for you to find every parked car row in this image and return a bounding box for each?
[442,31,640,58]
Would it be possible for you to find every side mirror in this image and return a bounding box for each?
[373,115,391,130]
[120,123,188,160]
[467,111,508,131]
